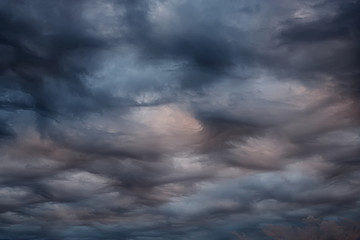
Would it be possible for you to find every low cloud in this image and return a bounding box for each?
[0,0,359,239]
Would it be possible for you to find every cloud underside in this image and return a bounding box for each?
[0,0,360,239]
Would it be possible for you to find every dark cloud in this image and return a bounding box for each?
[0,121,15,139]
[0,0,360,239]
[0,0,123,128]
[276,0,360,98]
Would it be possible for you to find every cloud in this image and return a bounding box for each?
[262,216,360,240]
[275,0,360,98]
[0,0,360,239]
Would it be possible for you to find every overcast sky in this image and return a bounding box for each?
[0,0,360,239]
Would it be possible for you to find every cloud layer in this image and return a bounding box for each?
[0,0,360,239]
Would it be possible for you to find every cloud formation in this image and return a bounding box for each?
[0,0,359,239]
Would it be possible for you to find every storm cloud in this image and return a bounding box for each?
[0,0,360,239]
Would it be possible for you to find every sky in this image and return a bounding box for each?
[0,0,360,239]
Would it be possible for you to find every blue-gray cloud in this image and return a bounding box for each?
[0,0,360,239]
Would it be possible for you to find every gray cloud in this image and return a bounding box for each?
[0,0,360,239]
